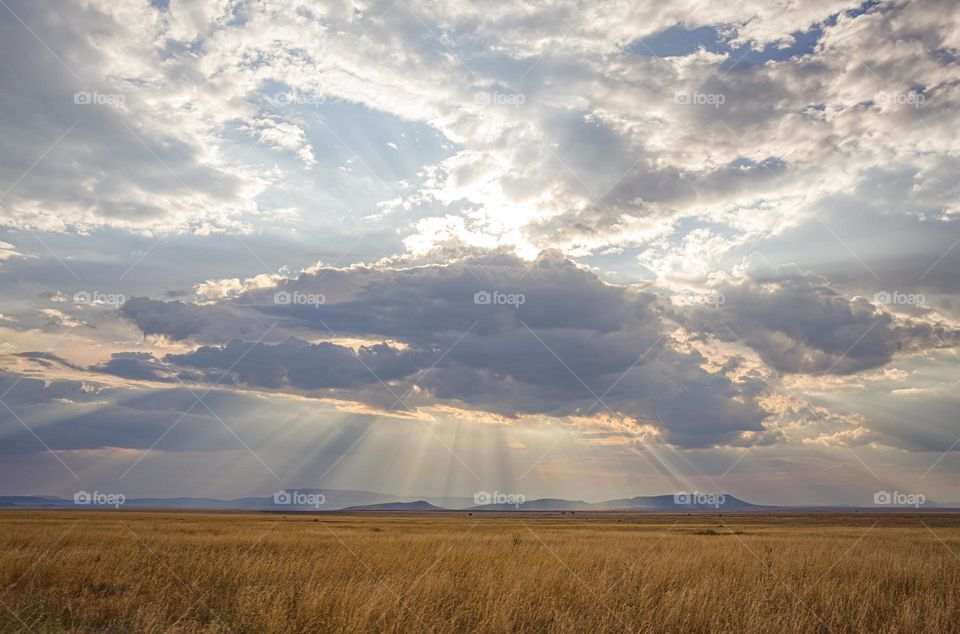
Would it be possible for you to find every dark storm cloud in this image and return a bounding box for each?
[0,369,275,454]
[166,339,430,391]
[14,351,83,371]
[684,264,960,374]
[114,252,772,447]
[94,352,174,382]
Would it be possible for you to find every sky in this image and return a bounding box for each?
[0,0,958,507]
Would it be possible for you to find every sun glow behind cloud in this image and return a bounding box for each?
[0,0,959,506]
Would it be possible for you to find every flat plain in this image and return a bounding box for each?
[1,510,959,633]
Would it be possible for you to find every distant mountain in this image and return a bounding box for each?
[468,498,595,511]
[0,492,947,512]
[596,494,762,511]
[0,489,433,511]
[344,500,444,511]
[0,495,66,508]
[468,494,762,512]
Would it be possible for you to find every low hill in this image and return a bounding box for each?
[343,500,444,511]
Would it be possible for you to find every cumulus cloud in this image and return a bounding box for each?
[681,260,960,374]
[3,0,960,497]
[107,252,776,447]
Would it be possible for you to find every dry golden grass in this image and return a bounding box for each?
[1,511,959,633]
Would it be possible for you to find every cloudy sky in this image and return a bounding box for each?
[1,0,958,506]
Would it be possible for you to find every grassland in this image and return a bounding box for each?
[1,511,959,633]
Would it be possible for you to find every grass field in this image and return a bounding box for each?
[1,511,959,633]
